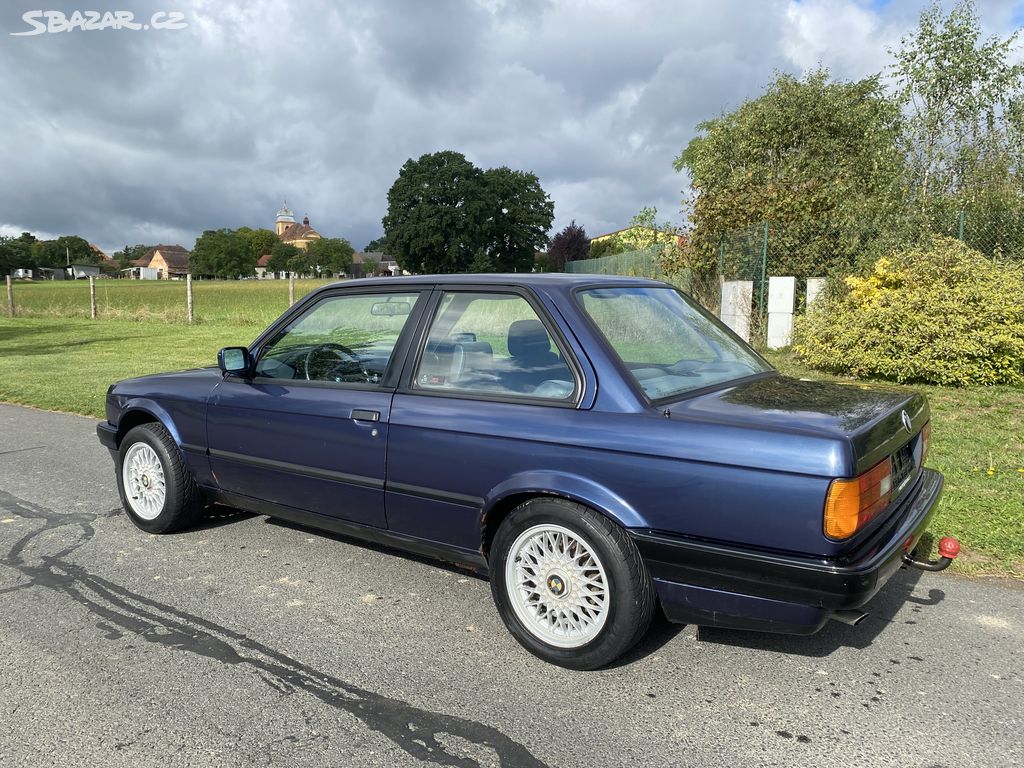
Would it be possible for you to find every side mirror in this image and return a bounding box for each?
[218,346,253,377]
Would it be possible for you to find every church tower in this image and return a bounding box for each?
[275,203,296,236]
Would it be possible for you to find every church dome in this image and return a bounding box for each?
[275,203,295,223]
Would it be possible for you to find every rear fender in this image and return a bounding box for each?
[482,471,646,531]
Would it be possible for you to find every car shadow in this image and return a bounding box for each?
[695,566,944,657]
[189,504,257,531]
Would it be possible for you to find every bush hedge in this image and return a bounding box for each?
[794,237,1024,386]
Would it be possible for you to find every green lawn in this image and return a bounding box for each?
[0,315,1020,576]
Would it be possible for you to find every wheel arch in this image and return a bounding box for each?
[479,471,646,560]
[115,400,182,448]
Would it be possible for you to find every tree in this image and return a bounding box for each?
[891,0,1024,252]
[30,235,95,268]
[237,227,280,262]
[306,237,355,275]
[382,151,554,274]
[480,167,554,272]
[363,236,388,253]
[383,151,490,274]
[190,229,254,278]
[0,232,36,275]
[267,241,301,274]
[674,69,905,278]
[548,220,589,271]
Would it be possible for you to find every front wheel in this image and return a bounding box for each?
[490,498,655,670]
[116,422,204,534]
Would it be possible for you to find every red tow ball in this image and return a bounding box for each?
[938,537,961,559]
[903,536,961,572]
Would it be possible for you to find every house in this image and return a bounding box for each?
[255,252,287,280]
[350,251,401,278]
[128,244,191,280]
[67,263,100,279]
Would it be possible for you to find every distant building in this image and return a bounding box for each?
[67,263,100,279]
[351,252,401,278]
[275,204,322,250]
[126,244,190,280]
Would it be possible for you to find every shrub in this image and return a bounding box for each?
[794,237,1024,386]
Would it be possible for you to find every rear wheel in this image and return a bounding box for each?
[490,498,655,670]
[116,423,204,533]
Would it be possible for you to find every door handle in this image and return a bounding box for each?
[350,409,380,422]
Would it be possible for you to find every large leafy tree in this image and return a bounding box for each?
[674,69,905,278]
[382,151,553,274]
[30,235,96,268]
[363,236,388,253]
[891,0,1024,255]
[547,220,589,270]
[383,151,490,274]
[479,167,554,272]
[111,244,152,271]
[237,227,280,262]
[190,229,254,278]
[0,232,36,275]
[305,237,355,275]
[267,241,301,274]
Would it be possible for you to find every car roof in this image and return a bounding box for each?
[322,273,668,290]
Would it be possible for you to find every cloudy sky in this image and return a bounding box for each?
[1,0,1022,254]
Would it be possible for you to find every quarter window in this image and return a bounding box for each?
[414,292,576,401]
[255,292,420,385]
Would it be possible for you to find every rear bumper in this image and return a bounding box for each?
[96,421,118,450]
[632,468,944,634]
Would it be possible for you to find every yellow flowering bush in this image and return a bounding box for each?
[794,237,1024,385]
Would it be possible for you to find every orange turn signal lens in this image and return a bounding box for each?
[824,458,893,540]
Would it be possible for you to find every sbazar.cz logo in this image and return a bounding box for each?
[11,10,188,35]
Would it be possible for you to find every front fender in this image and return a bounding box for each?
[116,399,184,446]
[482,470,647,530]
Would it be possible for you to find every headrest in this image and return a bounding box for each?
[508,319,551,358]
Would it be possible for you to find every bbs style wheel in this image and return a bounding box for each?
[116,422,204,534]
[490,497,655,670]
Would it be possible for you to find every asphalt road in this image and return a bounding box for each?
[1,403,1021,768]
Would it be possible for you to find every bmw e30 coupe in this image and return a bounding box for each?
[98,274,958,669]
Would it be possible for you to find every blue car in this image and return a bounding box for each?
[97,274,957,669]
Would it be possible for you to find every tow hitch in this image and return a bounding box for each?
[903,536,961,572]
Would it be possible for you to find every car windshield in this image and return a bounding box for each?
[578,286,773,401]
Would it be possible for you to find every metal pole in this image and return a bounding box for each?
[186,274,194,325]
[5,275,13,318]
[759,222,769,318]
[289,273,295,307]
[958,209,965,240]
[89,276,97,319]
[718,235,725,278]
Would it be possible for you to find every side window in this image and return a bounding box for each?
[414,292,576,401]
[255,292,420,385]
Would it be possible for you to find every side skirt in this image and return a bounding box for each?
[209,489,489,575]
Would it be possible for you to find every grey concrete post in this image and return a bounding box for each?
[720,280,753,342]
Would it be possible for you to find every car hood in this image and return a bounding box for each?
[665,375,928,475]
[110,366,224,399]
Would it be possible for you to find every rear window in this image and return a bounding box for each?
[578,286,772,401]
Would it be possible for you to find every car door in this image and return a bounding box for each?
[206,287,426,528]
[386,287,585,552]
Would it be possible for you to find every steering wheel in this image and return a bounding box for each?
[303,342,362,382]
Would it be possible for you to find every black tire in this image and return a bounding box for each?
[116,423,204,534]
[489,497,655,670]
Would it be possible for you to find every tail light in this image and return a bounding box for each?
[824,457,893,539]
[921,421,931,466]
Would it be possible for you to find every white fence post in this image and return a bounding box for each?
[806,277,826,308]
[186,274,194,325]
[289,273,295,307]
[89,276,97,319]
[5,275,13,318]
[720,280,753,342]
[766,276,796,349]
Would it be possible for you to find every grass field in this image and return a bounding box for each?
[0,288,1021,577]
[6,278,334,325]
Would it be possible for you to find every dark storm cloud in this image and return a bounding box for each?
[0,0,1019,253]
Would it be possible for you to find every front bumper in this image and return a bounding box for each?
[96,421,118,450]
[631,468,944,634]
